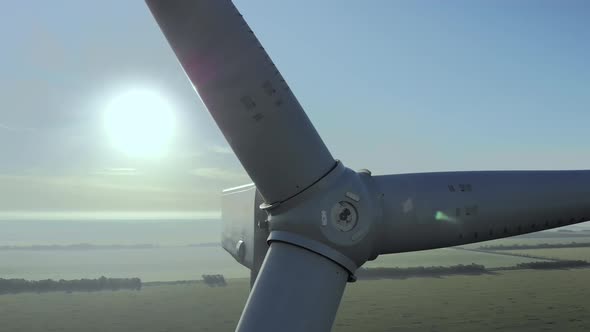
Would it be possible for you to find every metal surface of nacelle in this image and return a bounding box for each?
[221,184,269,285]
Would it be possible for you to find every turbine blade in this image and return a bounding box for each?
[372,170,590,254]
[237,242,348,332]
[145,0,335,204]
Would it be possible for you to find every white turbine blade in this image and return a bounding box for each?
[373,170,590,255]
[145,0,335,204]
[237,242,348,332]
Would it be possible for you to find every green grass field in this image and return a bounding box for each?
[1,269,589,332]
[336,269,590,332]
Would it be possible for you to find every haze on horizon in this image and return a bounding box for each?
[1,0,589,220]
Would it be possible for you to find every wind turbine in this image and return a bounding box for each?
[145,1,590,331]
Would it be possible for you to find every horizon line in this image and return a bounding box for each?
[0,211,221,221]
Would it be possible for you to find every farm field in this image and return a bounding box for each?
[335,269,590,332]
[505,248,590,262]
[1,269,590,332]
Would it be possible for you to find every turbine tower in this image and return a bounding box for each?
[145,1,590,331]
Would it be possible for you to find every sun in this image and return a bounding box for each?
[103,88,176,159]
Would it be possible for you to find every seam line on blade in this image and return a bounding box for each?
[260,160,339,211]
[267,235,357,276]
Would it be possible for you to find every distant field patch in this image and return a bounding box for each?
[505,248,590,261]
[463,236,590,249]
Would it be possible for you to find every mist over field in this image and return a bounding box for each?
[0,219,221,246]
[0,217,588,283]
[0,219,251,281]
[1,220,590,332]
[1,217,590,331]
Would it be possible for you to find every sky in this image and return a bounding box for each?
[0,0,589,218]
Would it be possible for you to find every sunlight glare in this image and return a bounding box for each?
[103,88,176,159]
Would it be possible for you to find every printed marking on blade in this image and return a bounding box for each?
[321,210,328,226]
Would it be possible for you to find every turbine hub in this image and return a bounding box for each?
[332,201,358,232]
[264,161,380,280]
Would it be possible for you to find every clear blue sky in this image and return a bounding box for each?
[0,0,588,217]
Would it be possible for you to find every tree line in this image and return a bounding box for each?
[0,276,141,294]
[356,260,590,279]
[202,274,226,287]
[515,260,590,270]
[478,242,590,251]
[0,244,157,251]
[356,264,487,279]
